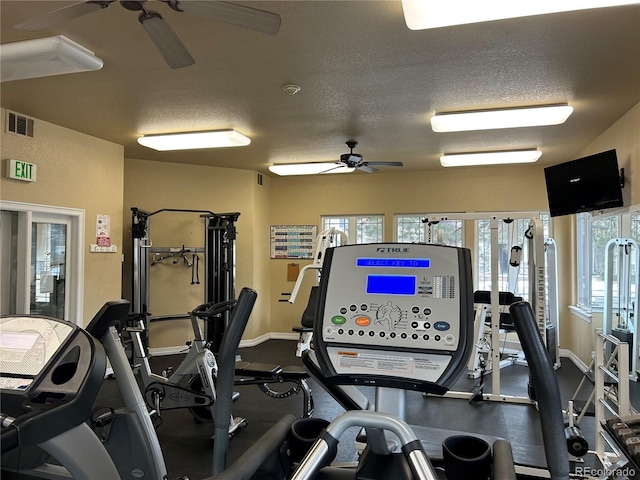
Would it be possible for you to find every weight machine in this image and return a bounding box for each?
[602,237,640,381]
[421,213,559,404]
[131,207,239,350]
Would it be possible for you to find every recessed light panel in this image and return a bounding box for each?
[402,0,640,30]
[440,149,542,167]
[268,163,355,176]
[431,105,573,132]
[137,129,250,151]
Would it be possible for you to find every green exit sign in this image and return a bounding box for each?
[7,159,37,182]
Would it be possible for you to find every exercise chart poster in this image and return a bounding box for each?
[270,225,317,259]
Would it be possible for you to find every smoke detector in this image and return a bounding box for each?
[282,84,301,95]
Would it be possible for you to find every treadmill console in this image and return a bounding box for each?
[313,243,473,394]
[0,315,106,448]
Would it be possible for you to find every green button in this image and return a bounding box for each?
[331,316,347,325]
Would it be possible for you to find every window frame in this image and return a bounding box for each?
[320,215,385,245]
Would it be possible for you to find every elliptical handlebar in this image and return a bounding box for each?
[510,301,570,480]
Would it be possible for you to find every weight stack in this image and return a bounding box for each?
[612,328,634,372]
[546,324,558,366]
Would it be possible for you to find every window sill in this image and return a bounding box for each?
[569,305,593,323]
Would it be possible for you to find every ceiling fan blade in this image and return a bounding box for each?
[172,0,281,35]
[365,161,404,167]
[139,11,195,69]
[14,1,114,31]
[357,164,377,173]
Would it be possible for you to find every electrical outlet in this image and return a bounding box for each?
[90,244,118,253]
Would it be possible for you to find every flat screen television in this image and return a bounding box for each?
[544,149,623,217]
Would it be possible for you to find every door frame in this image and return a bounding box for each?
[0,200,84,324]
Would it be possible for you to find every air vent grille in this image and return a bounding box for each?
[257,173,263,186]
[7,111,34,138]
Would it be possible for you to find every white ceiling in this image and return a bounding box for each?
[1,1,639,175]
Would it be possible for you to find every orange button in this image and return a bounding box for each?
[355,317,371,327]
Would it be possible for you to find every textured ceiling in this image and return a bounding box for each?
[1,1,639,175]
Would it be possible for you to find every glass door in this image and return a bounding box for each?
[0,202,83,323]
[30,217,68,318]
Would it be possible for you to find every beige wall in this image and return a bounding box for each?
[562,101,640,365]
[122,158,268,348]
[0,108,125,324]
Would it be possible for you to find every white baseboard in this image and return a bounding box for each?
[560,348,590,372]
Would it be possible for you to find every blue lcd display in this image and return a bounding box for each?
[366,275,417,295]
[356,258,430,268]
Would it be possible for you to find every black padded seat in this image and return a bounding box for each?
[235,362,282,377]
[473,290,522,332]
[279,365,309,380]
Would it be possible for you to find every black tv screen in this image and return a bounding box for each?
[544,149,623,217]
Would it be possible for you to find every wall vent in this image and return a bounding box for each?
[6,111,35,138]
[257,173,263,186]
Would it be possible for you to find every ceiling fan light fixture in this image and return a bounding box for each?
[401,0,640,30]
[137,129,251,151]
[0,35,103,83]
[431,104,573,132]
[440,149,542,167]
[268,163,355,176]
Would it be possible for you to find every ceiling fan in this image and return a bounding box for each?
[334,140,404,173]
[14,0,281,69]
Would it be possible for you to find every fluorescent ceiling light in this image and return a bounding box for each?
[402,0,640,30]
[431,105,573,132]
[137,129,251,151]
[268,163,355,176]
[440,149,542,167]
[0,35,103,83]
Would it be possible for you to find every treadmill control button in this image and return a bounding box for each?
[423,308,432,315]
[349,304,358,312]
[340,307,348,315]
[434,321,450,331]
[411,306,420,314]
[444,334,455,345]
[355,317,371,327]
[331,316,347,325]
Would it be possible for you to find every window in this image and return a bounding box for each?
[321,215,384,244]
[395,214,463,246]
[576,209,640,314]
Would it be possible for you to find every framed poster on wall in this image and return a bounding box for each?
[270,225,317,259]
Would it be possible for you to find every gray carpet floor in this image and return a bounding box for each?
[96,339,640,479]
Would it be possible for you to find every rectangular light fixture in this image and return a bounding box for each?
[137,129,251,151]
[401,0,640,30]
[268,163,355,176]
[1,35,103,83]
[440,149,542,167]
[431,105,573,132]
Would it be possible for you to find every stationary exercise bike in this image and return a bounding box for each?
[126,299,312,432]
[126,300,247,433]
